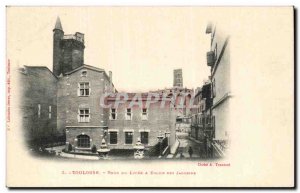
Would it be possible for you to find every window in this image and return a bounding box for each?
[77,135,90,148]
[141,108,148,120]
[125,108,132,120]
[48,106,52,119]
[78,82,90,96]
[81,70,87,77]
[38,104,41,118]
[125,132,133,144]
[109,132,118,144]
[78,108,90,122]
[140,132,149,144]
[110,108,117,120]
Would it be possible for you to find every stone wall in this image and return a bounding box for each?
[19,67,58,146]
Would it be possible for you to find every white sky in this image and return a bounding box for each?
[7,7,211,92]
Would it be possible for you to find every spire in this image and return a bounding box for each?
[54,16,63,31]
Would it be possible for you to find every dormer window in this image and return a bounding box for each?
[81,70,87,77]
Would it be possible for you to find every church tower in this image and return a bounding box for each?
[173,69,183,87]
[53,17,64,76]
[52,17,85,76]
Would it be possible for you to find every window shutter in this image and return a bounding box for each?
[213,79,216,97]
[77,109,80,122]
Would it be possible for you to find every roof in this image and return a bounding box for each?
[21,66,58,79]
[64,64,105,75]
[54,16,63,31]
[64,64,118,91]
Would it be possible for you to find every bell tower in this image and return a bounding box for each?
[53,16,64,76]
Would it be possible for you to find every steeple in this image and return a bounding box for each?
[53,16,63,31]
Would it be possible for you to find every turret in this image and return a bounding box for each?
[53,17,64,76]
[52,17,85,76]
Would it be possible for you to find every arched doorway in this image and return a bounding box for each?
[76,134,90,148]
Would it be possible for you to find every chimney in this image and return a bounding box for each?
[109,71,113,92]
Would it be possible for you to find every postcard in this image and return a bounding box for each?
[6,6,294,187]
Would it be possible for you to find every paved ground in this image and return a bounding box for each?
[176,132,203,159]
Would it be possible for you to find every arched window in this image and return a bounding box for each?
[77,134,90,148]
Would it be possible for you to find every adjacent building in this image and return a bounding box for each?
[191,81,213,141]
[105,93,177,149]
[206,23,230,157]
[19,66,59,148]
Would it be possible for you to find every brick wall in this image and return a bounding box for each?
[58,67,112,147]
[107,98,177,149]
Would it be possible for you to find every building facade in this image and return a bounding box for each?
[105,93,177,149]
[58,65,116,150]
[206,23,230,157]
[191,82,213,141]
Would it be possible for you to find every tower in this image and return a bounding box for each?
[52,17,85,76]
[173,69,183,87]
[53,17,64,76]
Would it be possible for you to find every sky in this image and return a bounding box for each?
[7,7,211,92]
